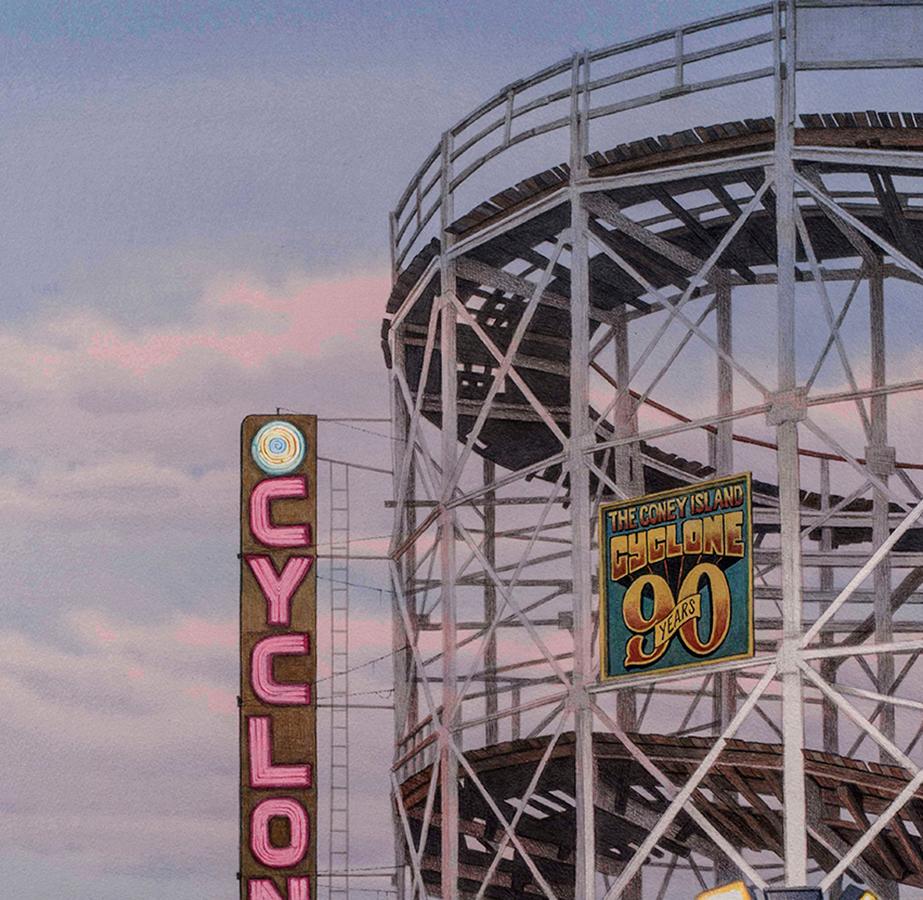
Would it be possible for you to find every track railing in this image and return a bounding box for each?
[389,0,923,278]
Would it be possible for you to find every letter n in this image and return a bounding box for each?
[249,878,310,900]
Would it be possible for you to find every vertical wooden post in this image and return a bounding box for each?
[869,266,897,860]
[819,458,838,754]
[569,51,597,900]
[773,0,808,885]
[438,129,460,900]
[484,458,499,746]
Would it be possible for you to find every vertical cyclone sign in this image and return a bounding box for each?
[241,415,317,900]
[599,473,754,682]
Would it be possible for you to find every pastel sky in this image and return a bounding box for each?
[3,3,921,899]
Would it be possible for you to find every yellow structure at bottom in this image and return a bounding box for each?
[695,883,753,900]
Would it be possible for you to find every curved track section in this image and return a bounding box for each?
[383,115,923,548]
[399,733,923,898]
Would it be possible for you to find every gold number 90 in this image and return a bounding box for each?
[621,563,731,668]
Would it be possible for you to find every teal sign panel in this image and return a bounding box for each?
[599,473,754,682]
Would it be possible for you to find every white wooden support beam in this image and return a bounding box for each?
[773,0,808,885]
[569,51,597,900]
[437,129,460,900]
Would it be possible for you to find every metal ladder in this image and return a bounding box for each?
[327,461,350,899]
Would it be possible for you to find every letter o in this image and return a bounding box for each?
[250,797,309,868]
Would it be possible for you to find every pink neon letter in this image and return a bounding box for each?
[250,477,311,548]
[249,878,310,900]
[252,634,311,706]
[246,555,313,626]
[250,797,309,868]
[248,717,312,788]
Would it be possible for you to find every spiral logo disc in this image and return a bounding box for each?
[251,420,307,476]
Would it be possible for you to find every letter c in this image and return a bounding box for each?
[252,634,311,706]
[250,477,310,548]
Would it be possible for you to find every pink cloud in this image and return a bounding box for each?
[94,622,119,643]
[174,615,237,649]
[85,270,389,375]
[184,683,237,716]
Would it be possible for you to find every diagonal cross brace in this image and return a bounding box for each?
[448,232,570,491]
[453,472,569,713]
[797,173,923,286]
[450,738,561,900]
[617,177,773,389]
[588,222,772,399]
[600,665,776,898]
[803,493,923,646]
[449,294,569,451]
[794,206,873,440]
[474,710,572,900]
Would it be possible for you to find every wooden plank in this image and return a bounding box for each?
[703,175,775,263]
[871,169,921,264]
[584,192,731,285]
[799,167,879,265]
[649,183,756,282]
[455,256,634,326]
[905,800,923,834]
[892,815,923,874]
[690,790,757,849]
[805,780,895,896]
[839,783,907,881]
[590,133,773,178]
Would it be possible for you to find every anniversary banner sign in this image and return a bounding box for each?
[599,473,754,682]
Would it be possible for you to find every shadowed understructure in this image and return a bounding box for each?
[399,733,923,898]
